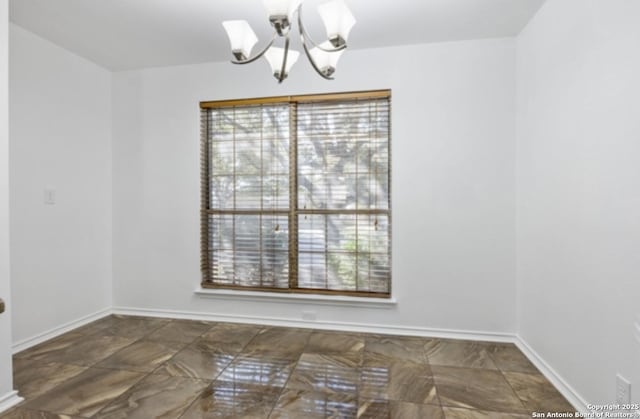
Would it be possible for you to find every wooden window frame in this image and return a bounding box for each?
[200,90,392,298]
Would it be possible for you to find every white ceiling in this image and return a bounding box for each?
[9,0,546,71]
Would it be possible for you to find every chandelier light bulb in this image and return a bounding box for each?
[263,0,303,35]
[309,41,345,77]
[222,20,258,61]
[318,0,356,47]
[264,46,300,80]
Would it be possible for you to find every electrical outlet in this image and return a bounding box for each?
[616,374,631,405]
[302,311,317,321]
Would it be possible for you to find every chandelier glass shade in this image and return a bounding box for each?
[222,0,356,83]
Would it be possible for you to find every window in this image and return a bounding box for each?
[200,90,391,297]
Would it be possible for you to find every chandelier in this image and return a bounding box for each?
[222,0,356,83]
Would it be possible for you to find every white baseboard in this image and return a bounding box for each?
[112,306,514,343]
[12,307,113,354]
[0,391,23,414]
[515,335,589,413]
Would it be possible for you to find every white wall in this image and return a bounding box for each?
[516,0,640,404]
[9,24,112,343]
[112,38,517,335]
[0,0,16,407]
[5,0,639,407]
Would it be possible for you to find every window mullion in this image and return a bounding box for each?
[200,109,211,282]
[259,107,264,288]
[232,108,237,286]
[288,102,299,290]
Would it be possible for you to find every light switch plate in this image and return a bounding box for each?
[44,188,56,205]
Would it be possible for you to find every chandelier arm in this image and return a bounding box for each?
[300,31,333,80]
[231,32,278,65]
[297,9,333,80]
[278,35,291,83]
[297,6,346,53]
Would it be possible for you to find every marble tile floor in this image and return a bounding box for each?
[1,315,575,418]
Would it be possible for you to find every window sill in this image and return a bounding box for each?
[194,287,397,309]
